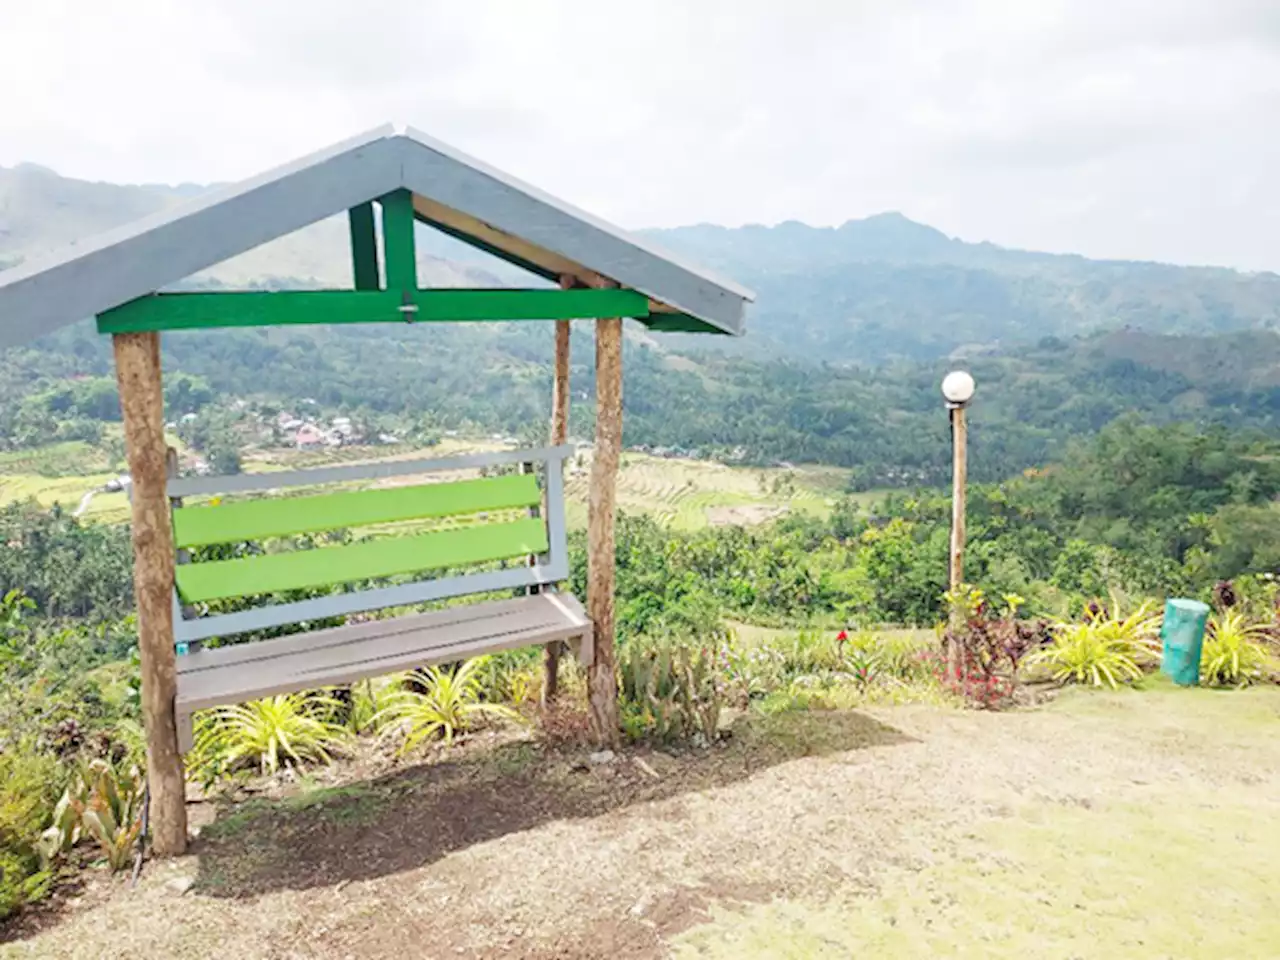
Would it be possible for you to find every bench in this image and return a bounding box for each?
[166,444,591,752]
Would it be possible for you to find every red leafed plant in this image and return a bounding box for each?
[939,587,1048,709]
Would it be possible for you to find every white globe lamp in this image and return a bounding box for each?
[941,370,976,408]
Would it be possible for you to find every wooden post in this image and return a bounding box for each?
[113,332,187,856]
[587,317,622,745]
[947,403,968,674]
[542,312,572,706]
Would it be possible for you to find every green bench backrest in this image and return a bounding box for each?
[168,445,571,646]
[172,474,545,603]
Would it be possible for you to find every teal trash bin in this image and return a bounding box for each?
[1160,598,1210,686]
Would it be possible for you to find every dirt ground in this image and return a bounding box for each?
[4,683,1279,959]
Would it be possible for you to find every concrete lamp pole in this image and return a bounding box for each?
[942,370,976,674]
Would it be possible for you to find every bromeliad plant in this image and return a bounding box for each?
[1202,611,1275,687]
[1030,598,1162,689]
[376,657,526,753]
[192,692,351,778]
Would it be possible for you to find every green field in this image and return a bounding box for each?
[564,452,874,531]
[2,438,874,533]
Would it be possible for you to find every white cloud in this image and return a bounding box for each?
[2,0,1280,270]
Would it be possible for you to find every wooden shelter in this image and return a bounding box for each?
[0,123,753,856]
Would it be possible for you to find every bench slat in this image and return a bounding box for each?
[173,473,540,548]
[175,518,548,603]
[177,594,548,671]
[176,592,591,713]
[174,561,565,643]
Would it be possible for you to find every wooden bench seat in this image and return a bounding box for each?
[174,592,591,751]
[166,445,586,753]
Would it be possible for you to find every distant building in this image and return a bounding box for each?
[295,424,325,448]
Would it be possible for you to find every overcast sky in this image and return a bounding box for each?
[2,1,1279,272]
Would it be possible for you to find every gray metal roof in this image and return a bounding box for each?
[0,123,754,348]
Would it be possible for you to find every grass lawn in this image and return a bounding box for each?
[7,681,1278,958]
[676,681,1280,959]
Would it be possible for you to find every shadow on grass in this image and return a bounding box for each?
[192,708,913,898]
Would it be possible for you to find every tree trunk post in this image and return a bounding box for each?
[947,403,968,675]
[543,312,572,706]
[587,316,622,745]
[113,332,187,856]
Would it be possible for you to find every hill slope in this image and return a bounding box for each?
[4,164,1280,364]
[644,217,1280,363]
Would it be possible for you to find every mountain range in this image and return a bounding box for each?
[4,162,1280,365]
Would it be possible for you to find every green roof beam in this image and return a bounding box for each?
[96,288,651,333]
[348,202,381,291]
[380,189,417,291]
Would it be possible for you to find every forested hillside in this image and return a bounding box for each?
[7,320,1280,488]
[5,162,1280,366]
[648,216,1280,363]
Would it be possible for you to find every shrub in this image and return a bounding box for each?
[722,637,787,706]
[39,759,144,873]
[1030,600,1161,689]
[377,658,525,752]
[192,693,351,777]
[940,587,1044,707]
[470,648,543,708]
[0,749,62,918]
[1202,611,1275,687]
[776,630,844,679]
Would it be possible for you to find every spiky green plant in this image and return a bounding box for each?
[348,674,411,735]
[1030,623,1144,688]
[1088,599,1163,651]
[37,759,144,872]
[376,659,525,753]
[617,637,724,743]
[778,630,843,678]
[1030,600,1161,689]
[1202,611,1275,687]
[193,693,350,776]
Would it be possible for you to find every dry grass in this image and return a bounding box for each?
[5,683,1278,958]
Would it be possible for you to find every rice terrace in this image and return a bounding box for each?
[4,8,1280,959]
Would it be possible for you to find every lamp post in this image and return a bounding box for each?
[942,370,976,670]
